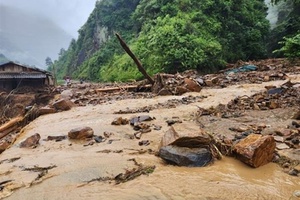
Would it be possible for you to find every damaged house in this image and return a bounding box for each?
[0,61,54,91]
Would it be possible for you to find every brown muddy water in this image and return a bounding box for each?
[1,78,299,200]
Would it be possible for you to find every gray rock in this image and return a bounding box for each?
[159,145,212,167]
[60,89,73,100]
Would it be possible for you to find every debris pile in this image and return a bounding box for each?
[197,80,300,118]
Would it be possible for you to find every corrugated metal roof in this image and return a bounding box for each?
[0,73,47,79]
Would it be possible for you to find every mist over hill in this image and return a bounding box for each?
[0,5,73,68]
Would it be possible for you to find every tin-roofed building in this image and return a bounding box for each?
[0,61,54,91]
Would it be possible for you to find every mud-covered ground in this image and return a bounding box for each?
[0,59,300,199]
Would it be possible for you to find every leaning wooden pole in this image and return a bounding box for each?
[115,33,154,85]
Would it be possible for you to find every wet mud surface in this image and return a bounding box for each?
[1,77,300,199]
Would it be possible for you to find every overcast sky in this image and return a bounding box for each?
[0,0,97,38]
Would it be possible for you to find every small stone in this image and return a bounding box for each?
[46,135,66,142]
[68,127,94,139]
[293,191,300,198]
[292,121,300,128]
[253,103,260,110]
[268,101,279,109]
[0,140,10,153]
[288,168,299,176]
[263,76,270,82]
[153,125,162,131]
[111,117,129,125]
[175,86,189,95]
[276,143,290,150]
[282,162,290,168]
[94,135,104,143]
[139,140,150,146]
[292,111,300,120]
[19,133,41,148]
[134,132,142,139]
[275,129,292,136]
[157,88,172,96]
[291,138,300,145]
[274,136,285,143]
[130,115,154,126]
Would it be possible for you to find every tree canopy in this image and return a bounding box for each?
[49,0,298,82]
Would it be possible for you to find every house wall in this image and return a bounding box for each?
[0,63,54,91]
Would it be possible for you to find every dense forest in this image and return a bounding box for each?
[48,0,300,82]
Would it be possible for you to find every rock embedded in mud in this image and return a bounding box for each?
[19,133,41,148]
[184,78,202,92]
[68,127,94,139]
[276,143,290,150]
[129,115,154,126]
[158,126,180,149]
[52,99,74,111]
[111,117,129,125]
[233,134,276,168]
[0,140,10,153]
[158,127,217,166]
[292,110,300,120]
[159,145,212,167]
[38,106,56,115]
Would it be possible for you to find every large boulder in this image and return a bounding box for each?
[52,99,74,111]
[158,126,218,167]
[159,145,212,167]
[184,78,202,92]
[233,134,276,168]
[68,127,94,139]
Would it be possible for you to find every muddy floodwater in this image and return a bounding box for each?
[1,78,299,200]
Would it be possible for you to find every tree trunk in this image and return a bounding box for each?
[115,33,154,85]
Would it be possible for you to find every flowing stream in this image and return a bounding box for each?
[1,78,299,200]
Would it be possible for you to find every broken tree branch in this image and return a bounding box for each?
[0,116,23,139]
[115,33,154,85]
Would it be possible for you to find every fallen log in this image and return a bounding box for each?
[115,33,154,85]
[0,116,23,139]
[96,84,152,93]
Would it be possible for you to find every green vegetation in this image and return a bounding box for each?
[274,33,300,59]
[50,0,299,83]
[268,0,300,56]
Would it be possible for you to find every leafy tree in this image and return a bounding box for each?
[273,33,300,59]
[54,0,270,82]
[45,57,53,67]
[268,0,300,56]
